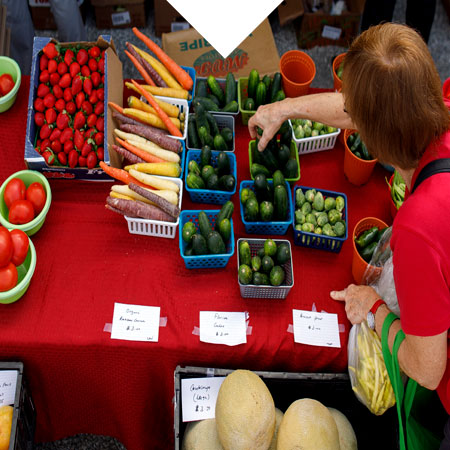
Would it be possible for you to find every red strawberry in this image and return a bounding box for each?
[42,150,55,165]
[71,75,82,95]
[45,108,57,125]
[94,132,104,146]
[57,151,67,165]
[49,128,61,141]
[87,113,97,128]
[68,149,79,168]
[51,140,62,153]
[74,130,84,149]
[59,73,72,89]
[40,139,51,151]
[63,88,73,102]
[69,62,80,78]
[37,83,50,98]
[53,85,63,99]
[98,58,105,74]
[77,48,88,66]
[86,151,97,169]
[91,72,101,87]
[48,59,57,74]
[78,156,87,167]
[85,128,96,139]
[49,72,60,86]
[55,98,66,113]
[94,101,104,116]
[56,112,69,130]
[43,93,56,109]
[42,42,58,59]
[96,116,104,132]
[83,78,93,96]
[64,140,74,154]
[34,112,45,127]
[88,46,101,59]
[89,90,98,104]
[35,146,42,155]
[64,49,74,66]
[40,54,48,71]
[97,88,104,101]
[34,98,45,112]
[60,127,73,144]
[66,101,76,115]
[74,111,85,130]
[57,61,68,75]
[81,65,90,77]
[88,58,98,72]
[39,70,50,84]
[81,141,92,157]
[75,92,85,109]
[82,100,92,115]
[97,146,104,161]
[40,124,52,139]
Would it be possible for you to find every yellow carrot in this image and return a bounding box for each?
[128,169,180,192]
[125,81,188,100]
[133,45,182,90]
[111,184,178,205]
[126,162,181,178]
[122,107,181,131]
[128,139,180,164]
[127,95,180,118]
[110,192,135,201]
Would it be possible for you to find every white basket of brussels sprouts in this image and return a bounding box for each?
[289,119,341,155]
[292,186,348,253]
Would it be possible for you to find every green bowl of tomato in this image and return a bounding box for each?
[0,56,21,113]
[0,170,52,236]
[0,236,36,304]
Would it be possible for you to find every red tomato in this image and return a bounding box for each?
[0,227,13,267]
[8,200,35,225]
[10,229,29,266]
[25,182,46,215]
[0,73,15,96]
[4,178,26,209]
[0,263,18,292]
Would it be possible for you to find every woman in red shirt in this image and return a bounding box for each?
[249,22,450,447]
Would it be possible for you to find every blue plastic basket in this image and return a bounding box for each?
[179,210,235,269]
[185,150,237,204]
[292,186,348,253]
[182,66,196,107]
[239,180,293,235]
[178,140,186,179]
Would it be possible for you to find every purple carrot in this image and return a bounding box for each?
[120,123,181,153]
[112,110,170,136]
[106,204,139,218]
[112,144,146,164]
[129,183,180,219]
[106,196,176,222]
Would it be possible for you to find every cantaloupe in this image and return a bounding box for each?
[268,408,284,450]
[328,407,358,450]
[0,405,13,450]
[215,369,275,450]
[182,418,224,450]
[276,398,340,450]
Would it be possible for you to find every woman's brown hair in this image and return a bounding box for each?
[342,23,450,169]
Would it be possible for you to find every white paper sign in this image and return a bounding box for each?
[111,303,160,342]
[293,309,341,348]
[0,370,18,407]
[322,25,342,40]
[199,311,247,346]
[181,376,225,422]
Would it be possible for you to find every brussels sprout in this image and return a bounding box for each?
[301,201,312,215]
[304,189,316,203]
[336,195,345,212]
[295,210,306,225]
[327,125,337,133]
[312,191,324,211]
[313,121,324,131]
[303,125,312,137]
[305,120,312,128]
[323,223,336,236]
[295,224,303,231]
[319,130,325,135]
[324,197,336,211]
[315,226,322,235]
[312,210,321,218]
[295,189,306,208]
[301,222,315,233]
[328,209,341,225]
[305,213,317,226]
[294,125,305,139]
[317,211,329,227]
[311,129,319,137]
[333,221,346,237]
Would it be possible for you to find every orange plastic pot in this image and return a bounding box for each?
[332,53,346,92]
[343,129,378,186]
[280,50,316,98]
[352,217,389,285]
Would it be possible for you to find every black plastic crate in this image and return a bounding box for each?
[0,362,36,450]
[174,366,399,450]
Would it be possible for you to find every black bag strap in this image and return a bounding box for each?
[411,158,450,194]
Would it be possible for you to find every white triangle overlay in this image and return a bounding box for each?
[166,0,284,58]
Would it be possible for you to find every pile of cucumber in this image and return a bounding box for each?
[347,132,373,160]
[241,171,289,223]
[294,188,346,241]
[238,239,290,286]
[186,147,235,192]
[243,69,285,111]
[192,73,238,113]
[251,121,298,180]
[188,103,233,151]
[291,119,338,140]
[182,201,234,256]
[355,226,388,263]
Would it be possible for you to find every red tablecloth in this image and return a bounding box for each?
[0,76,392,449]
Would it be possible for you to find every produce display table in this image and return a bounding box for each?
[0,76,392,450]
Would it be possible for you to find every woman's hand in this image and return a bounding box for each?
[330,284,381,324]
[248,102,285,151]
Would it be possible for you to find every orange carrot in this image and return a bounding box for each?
[108,102,124,114]
[132,27,193,91]
[115,137,166,163]
[130,79,182,138]
[124,49,156,87]
[99,161,149,188]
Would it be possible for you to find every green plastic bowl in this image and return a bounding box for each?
[0,56,21,113]
[0,238,36,304]
[0,170,52,236]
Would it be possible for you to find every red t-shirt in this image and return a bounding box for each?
[390,97,450,413]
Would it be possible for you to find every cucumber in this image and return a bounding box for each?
[196,79,208,98]
[218,218,232,242]
[239,264,253,285]
[188,117,200,149]
[198,211,213,239]
[262,75,272,103]
[188,159,201,176]
[261,255,274,274]
[240,187,256,205]
[251,256,261,272]
[207,75,225,106]
[186,172,205,189]
[207,94,221,107]
[197,126,209,147]
[244,97,255,111]
[192,233,208,255]
[206,173,220,190]
[225,72,236,105]
[255,81,267,109]
[260,200,274,222]
[215,201,234,230]
[272,170,285,188]
[245,198,259,222]
[193,96,220,112]
[201,165,215,182]
[254,173,269,202]
[270,265,285,286]
[219,174,235,192]
[200,145,212,167]
[221,100,238,113]
[239,240,252,266]
[181,221,197,244]
[259,147,278,174]
[253,271,269,285]
[274,184,288,221]
[213,134,228,151]
[270,72,282,102]
[250,163,270,179]
[277,144,291,167]
[276,243,290,265]
[272,89,285,103]
[205,111,219,136]
[220,127,233,144]
[203,133,214,148]
[247,69,259,102]
[283,158,298,179]
[194,103,210,134]
[184,243,195,256]
[217,151,230,176]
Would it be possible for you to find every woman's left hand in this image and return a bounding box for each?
[330,284,381,324]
